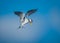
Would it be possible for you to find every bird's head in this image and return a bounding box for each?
[29,19,33,25]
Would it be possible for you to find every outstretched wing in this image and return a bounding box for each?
[14,11,24,19]
[25,9,37,17]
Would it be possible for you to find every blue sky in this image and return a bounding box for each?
[0,0,60,43]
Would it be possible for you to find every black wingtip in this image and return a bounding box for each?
[14,11,20,14]
[32,9,38,12]
[14,11,20,16]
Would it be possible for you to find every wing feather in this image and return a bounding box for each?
[25,9,37,17]
[14,11,24,19]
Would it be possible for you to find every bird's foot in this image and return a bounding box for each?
[17,26,24,29]
[18,26,24,28]
[19,26,21,28]
[17,26,21,29]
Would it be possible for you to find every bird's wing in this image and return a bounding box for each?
[14,11,24,19]
[25,9,37,17]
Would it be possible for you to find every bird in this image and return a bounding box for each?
[14,9,37,28]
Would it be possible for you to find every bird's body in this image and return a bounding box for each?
[21,17,29,27]
[14,9,37,28]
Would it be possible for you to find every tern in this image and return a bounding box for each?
[14,9,37,28]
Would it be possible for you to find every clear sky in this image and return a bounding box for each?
[0,0,60,43]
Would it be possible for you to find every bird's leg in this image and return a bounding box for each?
[18,22,22,29]
[18,20,22,29]
[18,24,23,29]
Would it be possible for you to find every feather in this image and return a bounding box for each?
[14,11,24,19]
[25,9,37,17]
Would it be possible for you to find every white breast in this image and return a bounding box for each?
[22,18,28,26]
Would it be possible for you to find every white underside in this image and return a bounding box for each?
[21,18,29,26]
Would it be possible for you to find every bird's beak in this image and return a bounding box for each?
[30,22,32,25]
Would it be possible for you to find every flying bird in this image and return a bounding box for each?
[14,9,37,28]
